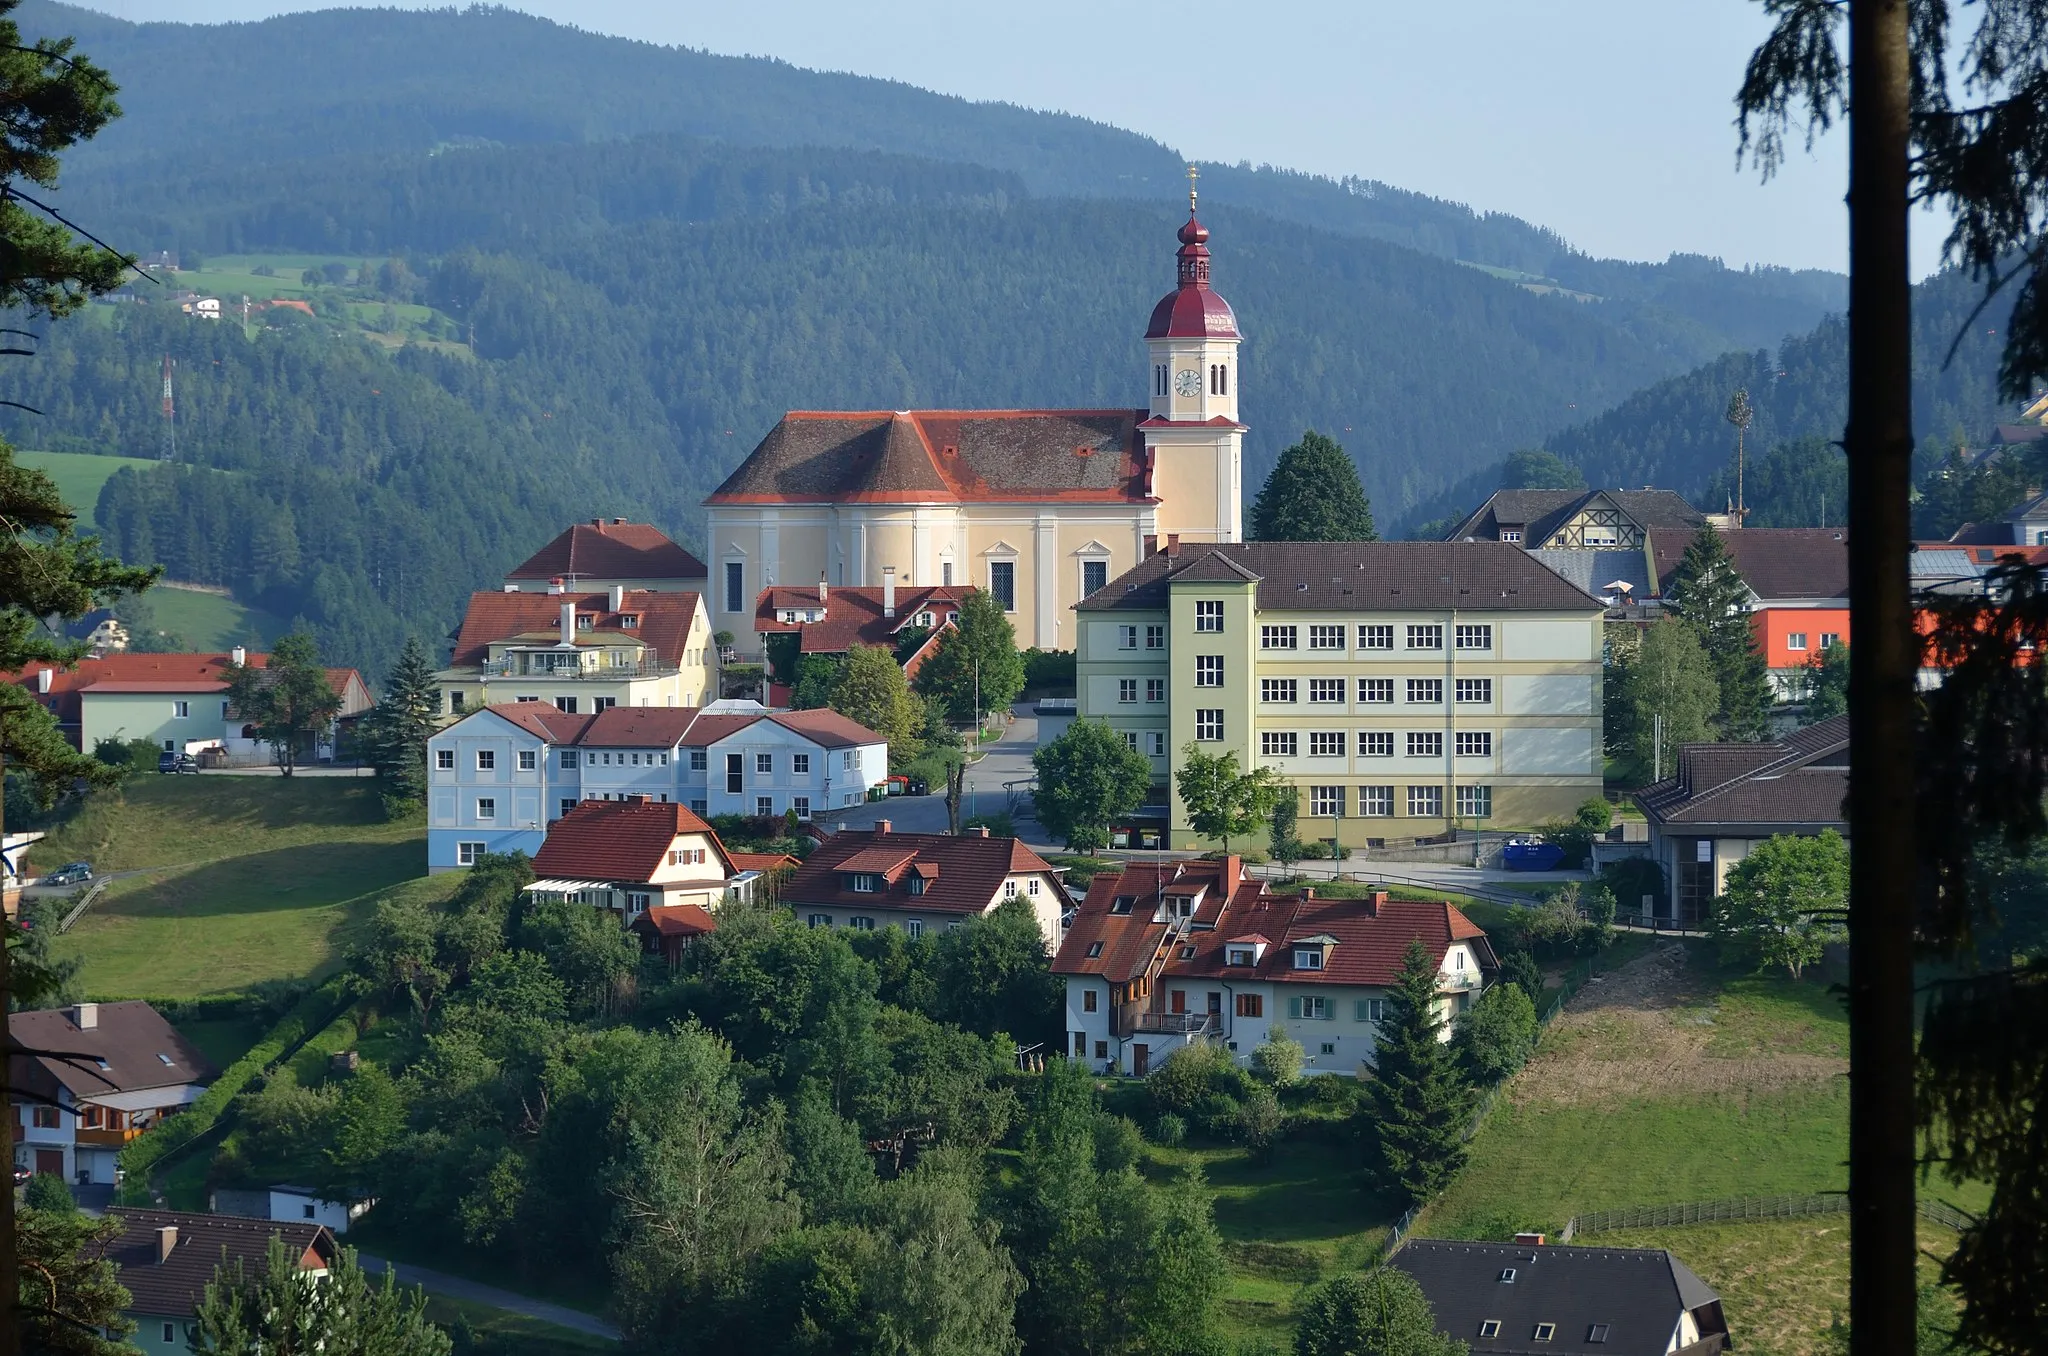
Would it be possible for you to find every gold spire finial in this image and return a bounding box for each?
[1186,163,1199,213]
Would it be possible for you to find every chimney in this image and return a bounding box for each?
[502,583,518,593]
[1367,890,1387,916]
[1143,534,1158,558]
[874,820,891,835]
[36,667,52,694]
[231,645,246,667]
[630,793,651,803]
[882,567,896,619]
[1515,1232,1548,1247]
[156,1227,178,1263]
[609,584,627,612]
[972,825,990,838]
[560,603,577,647]
[1166,533,1181,554]
[591,517,605,530]
[817,573,829,603]
[72,1002,97,1030]
[549,576,567,596]
[612,517,626,525]
[1302,887,1315,901]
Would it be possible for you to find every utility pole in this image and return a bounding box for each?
[159,355,176,463]
[1725,388,1754,527]
[1653,713,1663,783]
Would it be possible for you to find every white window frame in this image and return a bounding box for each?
[1408,785,1443,817]
[1309,785,1346,817]
[1407,624,1444,650]
[1194,600,1224,633]
[1361,786,1394,817]
[1194,655,1224,687]
[1455,624,1493,651]
[1194,709,1224,741]
[456,841,486,867]
[1456,731,1493,757]
[1407,732,1443,758]
[436,748,455,770]
[1309,731,1345,757]
[1262,731,1298,757]
[475,797,496,821]
[1359,678,1394,704]
[518,750,537,771]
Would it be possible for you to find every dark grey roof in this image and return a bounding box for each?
[1652,528,1849,602]
[8,1002,218,1101]
[1446,489,1703,547]
[106,1209,335,1317]
[1526,549,1657,599]
[1635,716,1848,830]
[1393,1239,1726,1356]
[1077,542,1604,613]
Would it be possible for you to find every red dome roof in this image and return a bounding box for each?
[1146,212,1240,340]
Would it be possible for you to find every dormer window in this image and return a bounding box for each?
[1226,947,1254,966]
[619,614,640,629]
[1110,895,1135,915]
[909,876,926,896]
[915,612,934,627]
[849,873,880,893]
[1500,529,1521,544]
[576,614,594,630]
[1294,948,1324,970]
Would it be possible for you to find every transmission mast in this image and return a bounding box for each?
[160,355,175,463]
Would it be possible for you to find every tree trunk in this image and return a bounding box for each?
[1,746,17,1356]
[1845,3,1918,1354]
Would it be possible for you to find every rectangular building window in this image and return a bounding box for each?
[1236,993,1263,1017]
[1456,785,1493,818]
[1123,731,1140,750]
[792,796,811,819]
[518,750,537,771]
[1455,624,1493,651]
[475,798,496,820]
[724,561,744,614]
[1361,785,1394,817]
[457,841,486,866]
[1195,709,1224,741]
[1360,731,1394,757]
[1310,785,1346,817]
[555,696,579,714]
[1359,624,1394,650]
[1145,624,1165,649]
[1118,625,1138,649]
[1291,995,1330,1019]
[757,796,775,817]
[1407,732,1443,758]
[1358,678,1394,704]
[1309,731,1346,757]
[172,700,190,719]
[756,752,774,774]
[560,750,579,769]
[1456,731,1493,757]
[1147,731,1167,756]
[1083,560,1109,596]
[476,750,495,770]
[436,749,454,770]
[989,560,1016,611]
[1408,785,1443,817]
[1309,624,1345,650]
[1118,679,1138,704]
[1261,678,1298,703]
[1407,678,1443,704]
[1260,625,1298,650]
[1195,655,1224,687]
[1146,678,1165,703]
[1820,632,1840,649]
[1456,678,1494,704]
[792,753,811,774]
[1261,731,1298,757]
[1308,678,1345,703]
[1195,600,1224,633]
[1787,632,1808,651]
[1407,624,1444,650]
[560,798,577,818]
[689,749,707,770]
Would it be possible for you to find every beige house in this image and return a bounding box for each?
[437,585,715,717]
[702,195,1245,651]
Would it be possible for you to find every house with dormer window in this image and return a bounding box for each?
[526,798,740,932]
[10,1002,217,1188]
[780,822,1067,944]
[753,575,973,682]
[1053,855,1494,1077]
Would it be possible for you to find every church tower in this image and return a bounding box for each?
[1144,171,1244,544]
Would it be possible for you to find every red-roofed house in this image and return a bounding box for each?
[754,573,972,681]
[1053,856,1494,1076]
[503,518,707,592]
[1,648,371,759]
[527,798,738,932]
[1653,528,1851,696]
[780,822,1067,945]
[701,205,1246,650]
[438,586,713,717]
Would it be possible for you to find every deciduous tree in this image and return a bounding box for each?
[1453,980,1539,1085]
[225,630,342,775]
[831,644,922,762]
[1620,619,1718,773]
[1710,830,1848,979]
[1250,430,1376,542]
[1364,940,1470,1205]
[1175,744,1287,853]
[915,590,1024,729]
[1802,640,1850,724]
[1293,1267,1466,1356]
[1031,718,1151,852]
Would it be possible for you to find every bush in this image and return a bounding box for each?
[1150,1113,1188,1147]
[1235,1086,1283,1163]
[1574,797,1614,833]
[23,1171,75,1212]
[962,812,1015,838]
[1250,1029,1304,1087]
[1599,856,1666,918]
[1021,648,1076,693]
[1148,1042,1238,1118]
[1092,1114,1145,1172]
[1453,981,1540,1084]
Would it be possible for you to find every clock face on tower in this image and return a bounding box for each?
[1173,368,1202,397]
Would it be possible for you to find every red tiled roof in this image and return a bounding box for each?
[638,902,716,937]
[728,851,798,873]
[4,654,369,724]
[506,520,706,583]
[480,701,597,743]
[463,702,885,753]
[449,590,704,668]
[530,799,734,883]
[706,410,1153,506]
[576,705,704,748]
[1053,858,1494,987]
[754,584,974,656]
[763,708,887,749]
[784,828,1055,915]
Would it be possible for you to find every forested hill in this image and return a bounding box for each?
[24,1,1841,350]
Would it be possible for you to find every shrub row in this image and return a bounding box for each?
[119,976,351,1181]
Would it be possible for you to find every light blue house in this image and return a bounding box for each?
[427,700,888,872]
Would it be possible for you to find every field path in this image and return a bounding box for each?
[359,1254,619,1342]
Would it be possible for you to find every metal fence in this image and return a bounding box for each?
[1559,1192,1976,1241]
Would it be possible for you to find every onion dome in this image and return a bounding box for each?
[1146,210,1240,340]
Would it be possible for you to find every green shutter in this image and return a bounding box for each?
[1354,999,1370,1022]
[1288,996,1301,1019]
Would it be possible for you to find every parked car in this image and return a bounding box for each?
[157,751,199,775]
[44,861,93,887]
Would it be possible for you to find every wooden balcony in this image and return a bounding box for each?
[75,1127,141,1147]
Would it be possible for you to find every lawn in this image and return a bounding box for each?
[169,1013,268,1069]
[39,776,446,999]
[141,583,282,650]
[1424,943,1853,1239]
[14,449,156,528]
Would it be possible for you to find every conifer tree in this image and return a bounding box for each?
[1250,430,1377,542]
[1364,940,1471,1205]
[1665,522,1773,740]
[360,636,439,813]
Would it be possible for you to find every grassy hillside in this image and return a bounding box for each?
[14,449,157,529]
[37,776,444,1000]
[137,583,282,651]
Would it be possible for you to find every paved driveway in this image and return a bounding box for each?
[812,705,1045,838]
[359,1254,619,1341]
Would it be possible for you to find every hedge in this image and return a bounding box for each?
[282,1010,361,1088]
[119,976,352,1181]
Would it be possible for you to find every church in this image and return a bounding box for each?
[703,187,1246,651]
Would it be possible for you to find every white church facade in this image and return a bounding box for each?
[702,193,1247,651]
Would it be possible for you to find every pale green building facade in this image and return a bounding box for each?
[1075,541,1605,848]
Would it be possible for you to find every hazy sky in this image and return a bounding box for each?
[79,0,1942,276]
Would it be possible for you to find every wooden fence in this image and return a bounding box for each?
[1559,1192,1975,1241]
